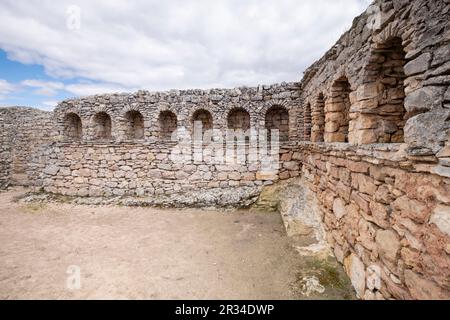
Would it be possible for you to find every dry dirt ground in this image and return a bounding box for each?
[0,188,355,300]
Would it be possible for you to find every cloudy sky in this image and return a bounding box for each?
[0,0,372,110]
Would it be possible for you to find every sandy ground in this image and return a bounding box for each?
[0,188,355,300]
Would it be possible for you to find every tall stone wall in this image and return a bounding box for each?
[300,0,450,157]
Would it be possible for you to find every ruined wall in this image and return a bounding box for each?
[37,142,300,206]
[0,109,13,189]
[300,143,449,299]
[0,107,55,189]
[53,83,301,143]
[33,83,302,204]
[293,0,450,299]
[300,0,450,155]
[0,0,449,300]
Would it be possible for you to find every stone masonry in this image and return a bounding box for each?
[0,0,449,300]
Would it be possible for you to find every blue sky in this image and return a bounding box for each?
[0,0,371,111]
[0,50,75,109]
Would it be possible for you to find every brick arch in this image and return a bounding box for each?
[158,110,178,141]
[122,110,145,140]
[227,107,251,131]
[354,36,407,144]
[264,104,290,142]
[325,76,352,143]
[63,112,83,141]
[311,93,325,142]
[92,111,113,141]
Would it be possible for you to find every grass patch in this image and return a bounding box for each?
[21,203,47,213]
[291,256,356,300]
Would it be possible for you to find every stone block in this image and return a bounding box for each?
[333,198,347,220]
[392,196,429,223]
[429,205,450,237]
[44,165,60,176]
[356,83,379,101]
[375,229,400,263]
[404,52,432,76]
[344,254,366,298]
[404,270,449,300]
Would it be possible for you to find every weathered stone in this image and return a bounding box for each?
[355,173,377,195]
[344,254,366,298]
[366,265,381,291]
[404,270,450,300]
[351,191,369,213]
[356,83,379,101]
[404,109,450,155]
[0,0,448,301]
[429,205,450,237]
[375,229,400,263]
[369,201,389,228]
[43,165,59,176]
[333,198,347,220]
[404,53,432,76]
[393,195,430,223]
[347,161,370,174]
[436,146,450,158]
[404,86,444,114]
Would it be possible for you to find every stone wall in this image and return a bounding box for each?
[37,141,301,206]
[0,0,449,300]
[29,82,303,203]
[0,109,13,189]
[299,142,449,299]
[291,0,450,299]
[0,107,55,189]
[53,82,302,144]
[299,0,450,156]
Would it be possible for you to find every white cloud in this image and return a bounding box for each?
[21,79,65,96]
[0,0,371,93]
[64,82,135,96]
[0,79,16,100]
[39,100,58,111]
